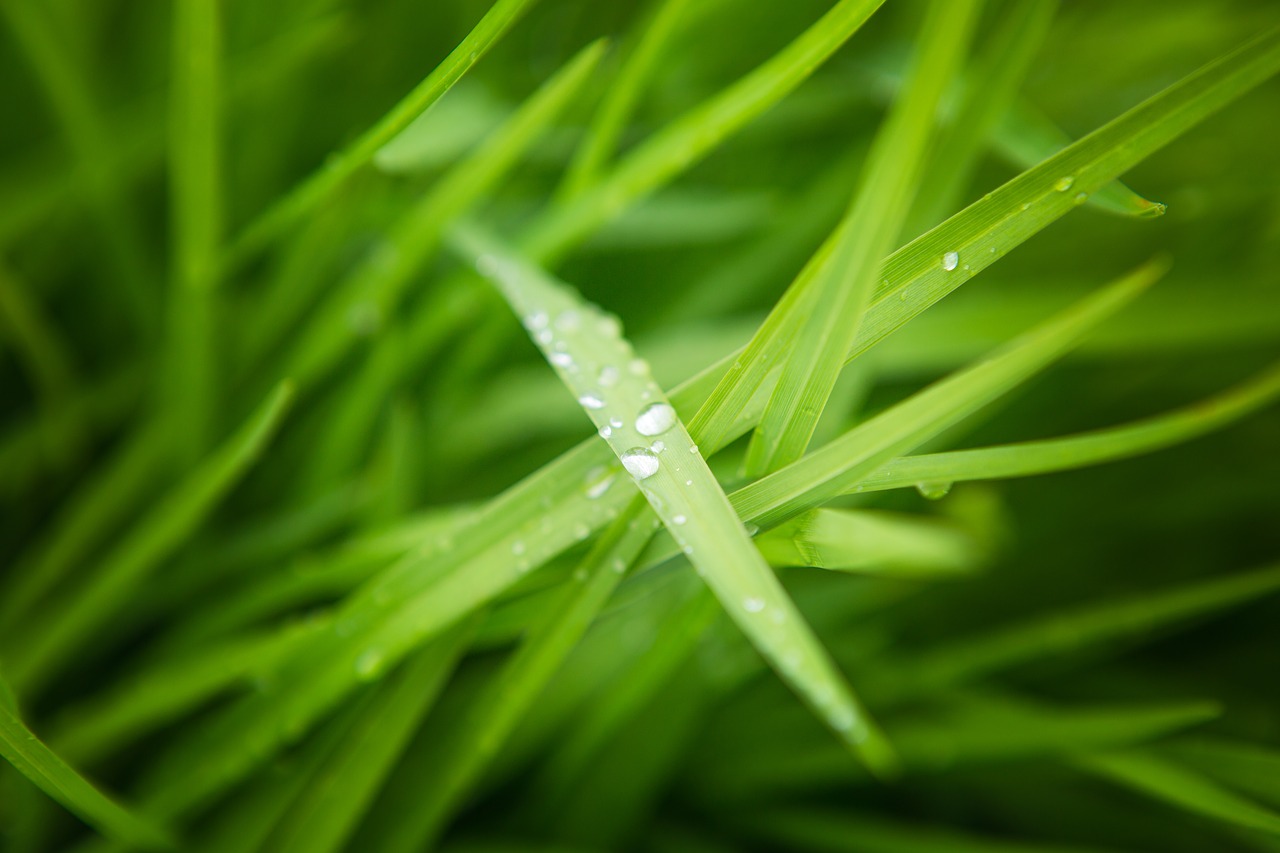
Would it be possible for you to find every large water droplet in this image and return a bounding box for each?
[635,402,677,436]
[621,447,659,480]
[915,481,953,500]
[942,251,959,272]
[1054,175,1075,192]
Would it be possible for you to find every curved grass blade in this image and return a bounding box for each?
[1074,751,1280,837]
[755,508,982,577]
[0,675,176,850]
[743,0,980,477]
[892,562,1280,695]
[225,0,540,264]
[1162,738,1280,808]
[0,263,77,412]
[556,0,691,201]
[459,223,897,776]
[7,382,295,693]
[843,359,1280,495]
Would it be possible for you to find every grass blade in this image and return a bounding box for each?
[0,675,176,850]
[226,0,540,263]
[1163,738,1280,808]
[459,224,897,775]
[743,0,981,476]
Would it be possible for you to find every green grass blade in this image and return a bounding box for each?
[1075,751,1280,837]
[743,0,980,476]
[895,562,1280,693]
[556,0,690,201]
[844,359,1280,495]
[1163,738,1280,808]
[0,675,176,850]
[166,0,223,461]
[0,263,77,409]
[7,382,295,693]
[225,0,539,263]
[458,223,897,776]
[756,508,982,577]
[519,0,889,262]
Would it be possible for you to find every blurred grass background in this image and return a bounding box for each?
[2,0,1280,851]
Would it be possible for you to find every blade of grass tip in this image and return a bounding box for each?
[260,621,476,853]
[0,2,156,334]
[555,0,691,203]
[277,38,607,388]
[167,0,223,462]
[994,97,1166,218]
[0,674,176,851]
[1074,751,1280,837]
[393,497,658,853]
[457,223,898,777]
[224,0,540,265]
[744,0,981,478]
[904,0,1058,237]
[6,381,295,695]
[755,508,982,578]
[518,0,889,263]
[844,359,1280,496]
[891,562,1280,696]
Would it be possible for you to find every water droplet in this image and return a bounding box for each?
[1074,191,1088,205]
[598,425,612,438]
[743,596,766,613]
[651,440,665,453]
[635,402,677,436]
[628,358,648,376]
[535,329,553,345]
[574,522,591,540]
[579,394,605,410]
[942,251,959,272]
[1054,175,1075,192]
[355,649,385,680]
[597,315,622,337]
[585,473,615,499]
[524,311,549,331]
[744,523,760,537]
[598,365,619,387]
[770,609,786,625]
[915,481,953,500]
[621,447,659,479]
[609,416,623,429]
[512,540,526,556]
[685,479,693,486]
[689,445,699,454]
[672,514,687,525]
[549,352,573,368]
[611,558,627,573]
[555,310,580,332]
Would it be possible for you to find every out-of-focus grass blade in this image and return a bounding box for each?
[0,263,77,410]
[993,98,1165,218]
[557,0,691,201]
[905,0,1058,235]
[892,562,1280,694]
[1163,738,1280,808]
[844,360,1280,495]
[277,38,607,387]
[0,675,176,850]
[1075,751,1280,836]
[260,624,474,853]
[388,498,657,853]
[225,0,540,263]
[520,0,889,262]
[7,382,295,693]
[743,0,979,477]
[459,223,897,774]
[755,508,982,577]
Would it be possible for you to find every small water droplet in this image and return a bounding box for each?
[609,416,623,429]
[549,352,573,368]
[355,649,385,680]
[512,540,525,555]
[579,394,605,410]
[598,424,612,438]
[628,358,648,376]
[689,445,699,454]
[743,596,766,613]
[621,447,660,480]
[1054,175,1075,192]
[942,251,959,272]
[915,480,953,500]
[612,558,627,573]
[535,329,553,345]
[636,402,677,436]
[555,310,580,332]
[598,365,619,387]
[574,522,590,540]
[672,514,687,525]
[651,440,665,453]
[685,479,693,486]
[524,311,549,331]
[585,473,615,499]
[1074,191,1088,205]
[597,315,622,337]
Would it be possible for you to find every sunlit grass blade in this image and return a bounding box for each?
[393,498,657,852]
[519,0,889,262]
[556,0,690,201]
[6,382,295,693]
[904,0,1057,236]
[1074,751,1280,837]
[458,223,897,776]
[225,0,539,264]
[259,623,474,853]
[1162,738,1280,808]
[743,0,979,477]
[755,508,983,577]
[843,359,1280,495]
[890,562,1280,695]
[0,675,176,851]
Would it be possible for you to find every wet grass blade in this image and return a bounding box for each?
[225,0,539,263]
[7,382,295,693]
[459,223,898,775]
[743,0,980,477]
[0,675,176,850]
